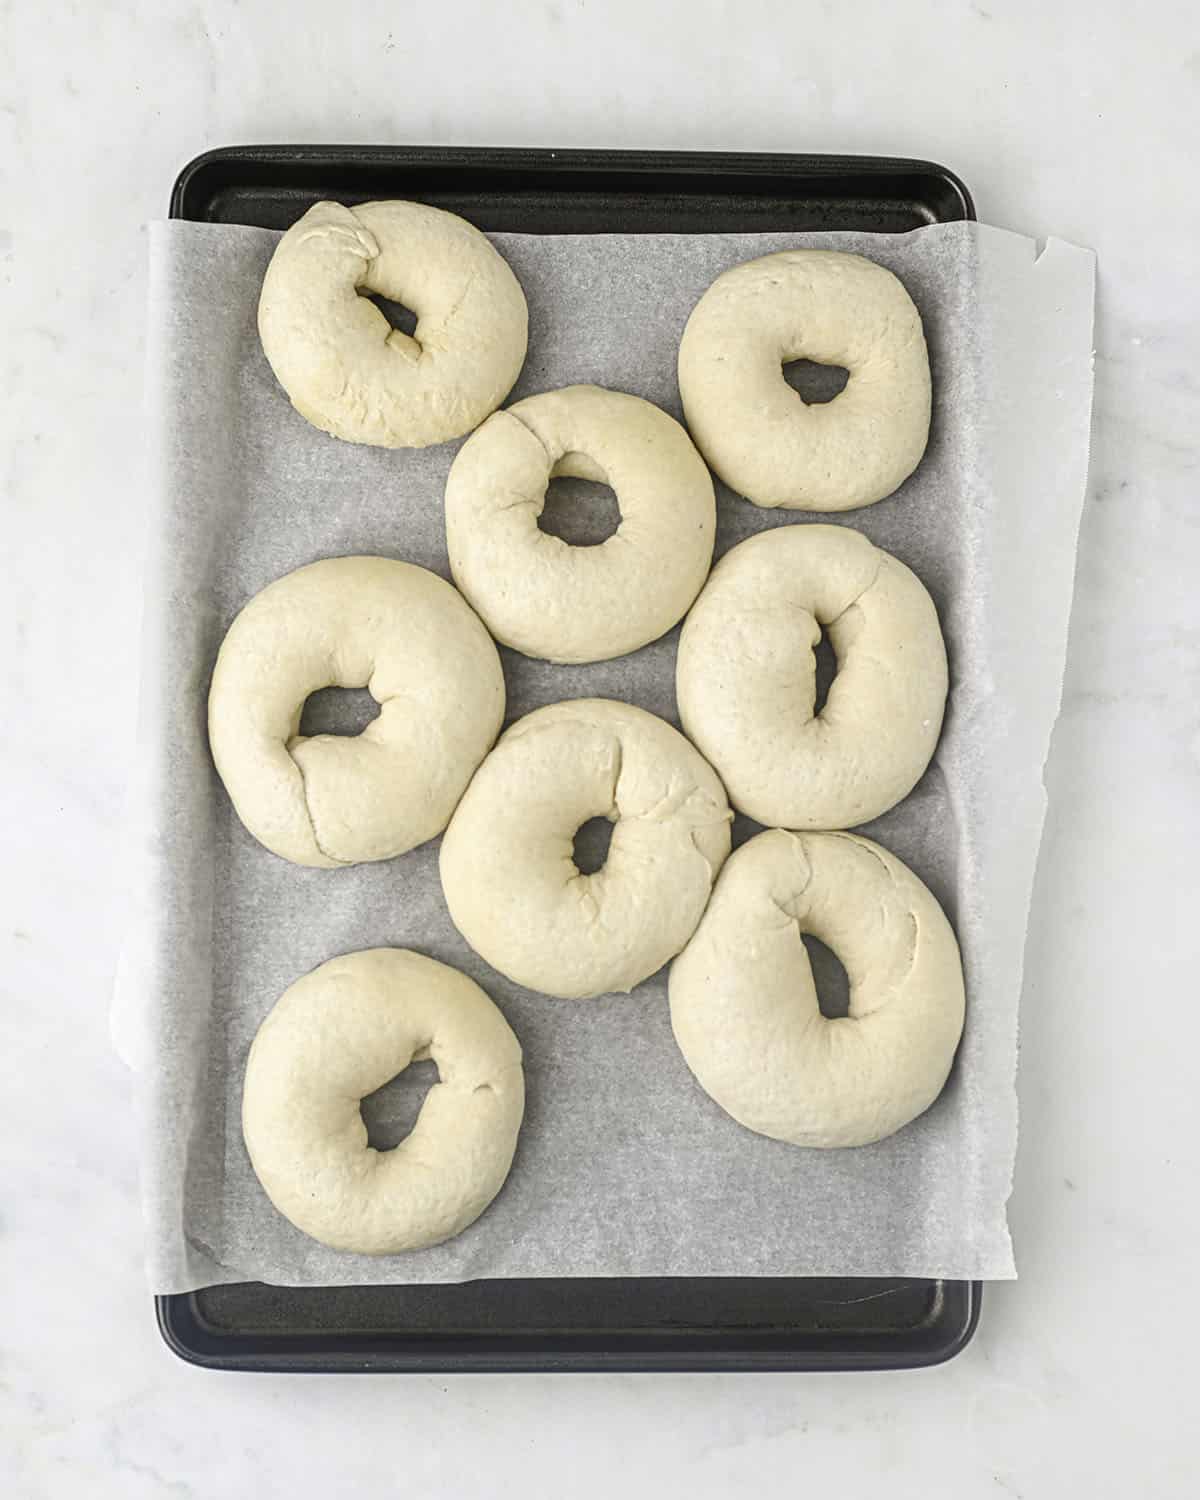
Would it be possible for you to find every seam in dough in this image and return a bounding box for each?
[669,829,964,1148]
[243,949,524,1253]
[208,556,504,868]
[676,525,947,830]
[440,698,733,999]
[258,199,528,448]
[445,385,715,664]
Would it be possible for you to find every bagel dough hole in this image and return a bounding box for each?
[360,290,419,338]
[782,358,850,405]
[572,815,615,875]
[812,629,838,717]
[537,476,621,547]
[298,686,381,738]
[359,1057,440,1152]
[802,935,851,1020]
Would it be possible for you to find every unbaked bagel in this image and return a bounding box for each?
[242,948,524,1253]
[669,830,965,1148]
[439,698,733,999]
[678,249,931,510]
[676,525,947,830]
[258,199,528,448]
[445,385,715,664]
[208,556,504,867]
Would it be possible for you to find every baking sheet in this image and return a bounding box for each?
[115,219,1095,1293]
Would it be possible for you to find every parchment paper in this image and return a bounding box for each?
[115,219,1095,1293]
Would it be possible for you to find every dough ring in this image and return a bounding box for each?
[208,556,504,867]
[669,830,965,1148]
[258,199,528,448]
[676,525,947,830]
[445,385,715,664]
[440,699,733,999]
[243,948,524,1253]
[678,249,931,510]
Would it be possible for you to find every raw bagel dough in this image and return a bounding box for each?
[669,830,965,1148]
[678,249,931,510]
[243,948,524,1253]
[258,199,528,448]
[208,556,504,868]
[445,385,715,664]
[439,699,733,999]
[676,525,947,830]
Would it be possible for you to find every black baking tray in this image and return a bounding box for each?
[159,145,980,1374]
[172,143,973,233]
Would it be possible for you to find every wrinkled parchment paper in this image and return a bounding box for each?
[115,220,1095,1292]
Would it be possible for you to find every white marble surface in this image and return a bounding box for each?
[2,1,1197,1495]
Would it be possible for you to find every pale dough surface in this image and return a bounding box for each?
[678,249,931,510]
[242,948,524,1254]
[440,698,733,999]
[670,830,965,1148]
[258,199,528,447]
[208,556,504,867]
[676,524,947,830]
[445,384,715,664]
